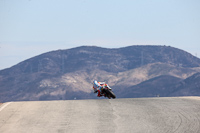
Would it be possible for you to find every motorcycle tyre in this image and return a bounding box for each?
[105,89,116,99]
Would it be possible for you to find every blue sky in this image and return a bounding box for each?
[0,0,200,70]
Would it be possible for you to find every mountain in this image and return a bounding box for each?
[1,45,200,76]
[119,72,200,98]
[0,45,200,102]
[170,72,200,96]
[116,75,183,98]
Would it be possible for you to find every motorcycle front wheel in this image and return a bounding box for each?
[105,89,116,99]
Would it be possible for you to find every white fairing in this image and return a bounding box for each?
[107,85,112,90]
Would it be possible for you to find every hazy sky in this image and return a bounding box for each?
[0,0,200,70]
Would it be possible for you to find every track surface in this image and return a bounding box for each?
[0,97,200,133]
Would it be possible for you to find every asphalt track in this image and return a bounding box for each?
[0,97,200,133]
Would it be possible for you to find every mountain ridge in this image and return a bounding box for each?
[1,45,200,74]
[1,45,200,102]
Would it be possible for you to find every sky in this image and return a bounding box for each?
[0,0,200,70]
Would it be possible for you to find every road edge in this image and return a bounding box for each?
[0,102,11,112]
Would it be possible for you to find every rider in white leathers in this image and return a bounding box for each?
[93,80,111,97]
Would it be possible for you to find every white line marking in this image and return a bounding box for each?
[0,102,11,112]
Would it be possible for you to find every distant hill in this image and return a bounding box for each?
[117,75,182,98]
[0,45,200,102]
[170,72,200,96]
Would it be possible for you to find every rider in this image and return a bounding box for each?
[93,80,111,97]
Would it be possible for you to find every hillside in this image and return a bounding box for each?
[0,45,200,102]
[170,72,200,96]
[116,75,182,98]
[1,45,200,75]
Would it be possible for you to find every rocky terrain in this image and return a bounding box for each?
[0,45,200,102]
